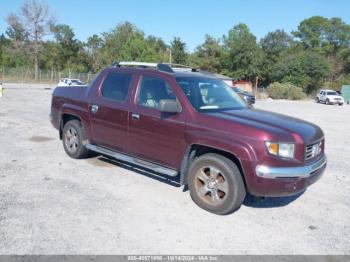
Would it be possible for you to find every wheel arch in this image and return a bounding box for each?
[59,113,83,140]
[180,144,247,189]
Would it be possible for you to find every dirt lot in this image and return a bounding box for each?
[0,84,349,254]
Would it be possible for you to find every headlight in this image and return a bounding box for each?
[265,142,295,158]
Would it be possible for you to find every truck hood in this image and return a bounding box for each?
[208,109,324,144]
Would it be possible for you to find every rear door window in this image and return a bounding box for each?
[101,72,132,102]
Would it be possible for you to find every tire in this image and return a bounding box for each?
[187,153,246,215]
[62,120,89,159]
[326,99,330,105]
[339,103,343,106]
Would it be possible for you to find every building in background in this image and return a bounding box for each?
[233,80,253,93]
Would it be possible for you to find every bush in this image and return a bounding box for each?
[267,82,306,100]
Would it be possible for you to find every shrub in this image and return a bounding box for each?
[267,82,306,100]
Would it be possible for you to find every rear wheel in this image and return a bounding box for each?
[62,120,89,159]
[188,153,246,215]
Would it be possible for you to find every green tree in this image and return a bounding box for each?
[325,18,350,53]
[260,30,293,86]
[41,41,61,71]
[260,30,292,57]
[223,23,263,82]
[99,22,147,64]
[272,51,331,93]
[6,0,55,80]
[292,16,350,90]
[86,34,103,72]
[4,15,30,68]
[170,37,187,64]
[293,16,329,49]
[342,48,350,74]
[293,16,350,54]
[52,24,80,72]
[190,34,223,72]
[93,22,172,67]
[53,24,75,46]
[0,34,11,67]
[5,19,28,43]
[72,41,91,73]
[143,35,168,62]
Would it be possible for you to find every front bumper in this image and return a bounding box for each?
[330,99,344,104]
[256,155,327,179]
[246,155,327,197]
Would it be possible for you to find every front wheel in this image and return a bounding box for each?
[62,120,89,159]
[326,99,330,105]
[187,153,246,215]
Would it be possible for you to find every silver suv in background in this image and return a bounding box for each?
[316,89,344,105]
[57,78,86,87]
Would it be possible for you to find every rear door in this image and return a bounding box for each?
[128,73,187,168]
[89,70,133,152]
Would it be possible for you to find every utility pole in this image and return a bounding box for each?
[168,48,172,64]
[0,82,3,98]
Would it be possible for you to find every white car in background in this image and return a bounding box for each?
[316,89,344,105]
[57,78,86,87]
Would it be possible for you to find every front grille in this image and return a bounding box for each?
[305,141,322,160]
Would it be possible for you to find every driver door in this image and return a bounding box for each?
[128,74,187,168]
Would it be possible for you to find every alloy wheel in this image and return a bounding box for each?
[194,166,229,205]
[64,126,79,153]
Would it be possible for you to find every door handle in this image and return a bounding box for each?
[91,104,99,114]
[131,113,140,120]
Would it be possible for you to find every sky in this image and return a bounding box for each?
[0,0,349,51]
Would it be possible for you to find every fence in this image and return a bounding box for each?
[0,67,97,84]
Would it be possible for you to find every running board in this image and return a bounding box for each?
[86,144,178,177]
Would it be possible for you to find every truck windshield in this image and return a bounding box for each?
[327,91,338,95]
[71,80,85,85]
[176,77,247,112]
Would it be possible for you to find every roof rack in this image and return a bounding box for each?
[164,63,200,72]
[111,61,203,73]
[112,61,174,73]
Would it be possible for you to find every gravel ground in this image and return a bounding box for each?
[0,85,349,254]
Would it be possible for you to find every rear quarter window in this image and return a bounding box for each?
[101,72,132,101]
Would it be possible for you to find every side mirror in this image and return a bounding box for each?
[158,99,181,113]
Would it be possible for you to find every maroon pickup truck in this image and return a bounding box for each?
[51,62,327,215]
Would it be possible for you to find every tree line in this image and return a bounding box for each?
[0,0,349,94]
